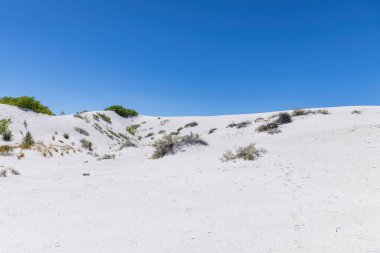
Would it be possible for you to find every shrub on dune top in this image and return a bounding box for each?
[105,105,138,118]
[0,96,53,115]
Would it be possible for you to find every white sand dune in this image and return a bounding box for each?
[1,104,380,252]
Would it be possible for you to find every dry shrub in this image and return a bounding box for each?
[221,144,266,162]
[152,133,207,159]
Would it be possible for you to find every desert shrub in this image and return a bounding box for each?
[274,112,292,125]
[256,122,279,133]
[221,144,266,162]
[63,133,70,139]
[158,130,166,134]
[0,118,11,135]
[291,108,308,116]
[98,154,116,160]
[151,133,207,159]
[74,127,89,136]
[92,114,99,121]
[74,114,83,119]
[351,110,361,114]
[254,117,264,123]
[96,113,112,124]
[119,139,137,149]
[80,139,93,151]
[208,128,217,134]
[105,105,138,118]
[184,121,198,128]
[0,145,14,156]
[160,119,170,126]
[177,127,183,132]
[0,96,53,115]
[145,132,154,138]
[2,131,12,141]
[21,131,34,148]
[170,131,180,136]
[126,124,140,135]
[227,121,251,129]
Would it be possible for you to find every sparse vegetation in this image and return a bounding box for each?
[96,113,112,124]
[256,122,280,134]
[21,131,35,148]
[158,130,166,134]
[351,110,361,114]
[184,121,198,128]
[105,105,138,118]
[291,108,330,117]
[145,132,154,138]
[208,128,217,134]
[74,127,89,136]
[63,133,70,139]
[80,139,93,151]
[0,167,20,177]
[274,112,292,125]
[0,96,53,115]
[221,144,266,162]
[2,131,12,141]
[126,124,140,135]
[227,121,251,129]
[98,154,116,160]
[151,133,208,159]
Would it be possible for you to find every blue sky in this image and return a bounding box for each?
[0,0,379,116]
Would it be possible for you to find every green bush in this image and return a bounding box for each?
[2,131,12,141]
[96,113,112,124]
[105,105,138,118]
[80,139,93,151]
[126,124,140,135]
[21,131,35,149]
[0,118,11,135]
[0,96,53,115]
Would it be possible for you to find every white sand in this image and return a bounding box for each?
[1,104,380,252]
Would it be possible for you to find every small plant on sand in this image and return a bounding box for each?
[274,112,292,125]
[74,127,89,136]
[126,124,140,135]
[256,122,279,133]
[158,130,166,134]
[208,128,217,134]
[63,133,70,139]
[145,132,154,138]
[221,144,266,162]
[96,113,112,124]
[227,121,251,129]
[351,110,361,114]
[21,131,35,148]
[80,139,93,151]
[151,133,207,159]
[184,121,198,128]
[2,130,12,141]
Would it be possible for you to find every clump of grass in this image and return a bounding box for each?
[80,139,93,151]
[151,133,208,159]
[184,121,198,128]
[291,108,329,117]
[96,113,112,124]
[98,154,116,160]
[351,110,361,114]
[227,121,251,129]
[274,112,292,125]
[63,133,70,139]
[221,144,266,162]
[21,131,35,149]
[119,138,137,149]
[2,131,12,141]
[145,132,154,138]
[126,124,140,135]
[74,127,89,136]
[208,128,217,134]
[256,122,279,133]
[158,130,166,134]
[0,167,20,177]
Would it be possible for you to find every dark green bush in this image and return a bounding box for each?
[274,113,292,125]
[0,96,53,115]
[105,105,138,118]
[2,131,12,141]
[21,131,35,148]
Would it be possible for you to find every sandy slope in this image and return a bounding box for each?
[1,104,380,252]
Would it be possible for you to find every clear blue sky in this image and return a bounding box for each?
[0,0,379,116]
